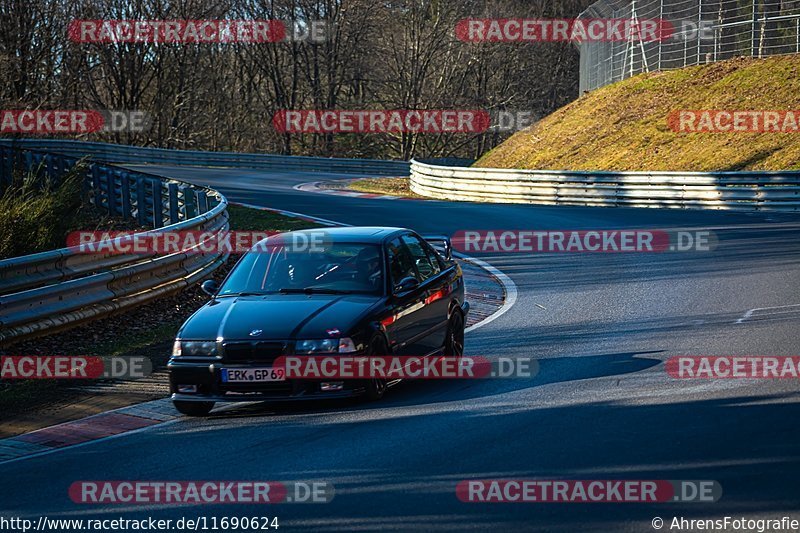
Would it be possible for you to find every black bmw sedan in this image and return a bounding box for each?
[168,227,469,416]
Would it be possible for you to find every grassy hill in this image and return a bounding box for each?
[475,55,800,171]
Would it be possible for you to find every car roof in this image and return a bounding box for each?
[260,226,408,247]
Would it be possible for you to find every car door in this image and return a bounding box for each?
[401,234,450,354]
[383,236,428,356]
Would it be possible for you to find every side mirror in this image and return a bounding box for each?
[201,279,219,297]
[393,276,419,295]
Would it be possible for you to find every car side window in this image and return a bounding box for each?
[402,235,440,281]
[422,241,446,271]
[387,238,418,285]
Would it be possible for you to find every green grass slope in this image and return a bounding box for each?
[475,55,800,171]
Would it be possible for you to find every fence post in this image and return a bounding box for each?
[751,0,757,57]
[714,26,718,62]
[697,0,703,63]
[657,0,663,70]
[629,0,636,77]
[683,25,688,66]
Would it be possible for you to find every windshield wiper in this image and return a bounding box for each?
[216,291,268,298]
[278,287,353,295]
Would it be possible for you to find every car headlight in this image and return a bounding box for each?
[172,340,218,357]
[295,337,357,354]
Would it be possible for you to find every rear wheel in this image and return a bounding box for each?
[365,337,388,401]
[173,400,214,417]
[445,311,465,358]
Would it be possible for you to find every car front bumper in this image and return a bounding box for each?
[168,359,368,403]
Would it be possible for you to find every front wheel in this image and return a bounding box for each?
[173,400,214,417]
[364,337,388,401]
[445,311,465,358]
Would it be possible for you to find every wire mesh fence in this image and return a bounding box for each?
[578,0,800,92]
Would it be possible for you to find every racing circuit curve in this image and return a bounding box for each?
[1,157,799,531]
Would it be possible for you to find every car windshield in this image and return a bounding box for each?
[218,242,384,296]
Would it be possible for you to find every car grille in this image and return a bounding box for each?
[222,382,296,394]
[222,341,286,363]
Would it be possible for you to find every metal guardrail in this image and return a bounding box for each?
[0,140,410,176]
[0,146,229,345]
[410,159,800,211]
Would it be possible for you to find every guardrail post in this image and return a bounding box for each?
[89,164,99,208]
[181,186,197,218]
[77,158,90,203]
[197,190,209,213]
[151,180,163,228]
[120,171,132,218]
[106,168,118,215]
[168,183,180,224]
[100,165,112,210]
[136,178,148,226]
[0,147,7,191]
[45,154,55,183]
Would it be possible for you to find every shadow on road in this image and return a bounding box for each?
[203,351,663,419]
[154,387,800,531]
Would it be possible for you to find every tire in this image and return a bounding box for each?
[364,337,388,401]
[173,400,214,417]
[445,310,465,358]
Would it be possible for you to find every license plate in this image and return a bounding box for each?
[221,367,286,383]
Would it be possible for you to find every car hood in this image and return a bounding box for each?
[178,294,382,341]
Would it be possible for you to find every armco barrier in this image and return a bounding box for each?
[410,160,800,211]
[0,140,410,176]
[0,146,228,345]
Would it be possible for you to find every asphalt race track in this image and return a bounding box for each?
[2,164,799,531]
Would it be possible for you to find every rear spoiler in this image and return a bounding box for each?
[422,234,452,260]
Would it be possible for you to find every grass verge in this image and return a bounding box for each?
[0,163,84,259]
[475,55,800,172]
[347,177,423,198]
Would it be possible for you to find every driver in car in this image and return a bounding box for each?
[356,248,383,290]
